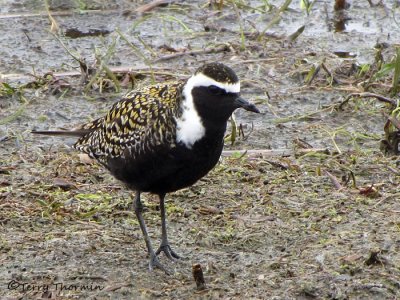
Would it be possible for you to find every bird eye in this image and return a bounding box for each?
[208,85,224,95]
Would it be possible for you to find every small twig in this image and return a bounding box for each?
[321,62,340,85]
[305,58,340,86]
[204,24,280,40]
[325,171,343,190]
[240,122,254,141]
[0,10,122,20]
[372,195,391,208]
[222,148,330,157]
[135,0,176,13]
[386,165,400,175]
[229,58,281,65]
[104,283,133,292]
[339,92,397,110]
[287,25,305,42]
[1,67,185,81]
[384,113,400,130]
[152,44,229,63]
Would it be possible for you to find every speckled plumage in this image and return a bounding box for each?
[74,82,184,164]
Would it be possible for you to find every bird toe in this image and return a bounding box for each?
[149,253,173,275]
[156,244,182,261]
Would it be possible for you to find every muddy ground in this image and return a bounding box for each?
[1,1,400,299]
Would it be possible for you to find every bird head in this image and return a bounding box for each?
[184,63,260,122]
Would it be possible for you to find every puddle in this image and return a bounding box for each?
[64,27,112,38]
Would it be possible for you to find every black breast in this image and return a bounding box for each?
[105,128,226,194]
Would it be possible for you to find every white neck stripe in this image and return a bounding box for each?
[175,72,240,148]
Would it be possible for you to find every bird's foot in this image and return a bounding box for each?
[156,244,181,260]
[149,253,172,275]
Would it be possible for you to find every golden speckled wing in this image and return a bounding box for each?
[73,81,184,164]
[79,117,106,130]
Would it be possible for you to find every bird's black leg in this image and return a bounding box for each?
[155,193,181,260]
[133,191,170,274]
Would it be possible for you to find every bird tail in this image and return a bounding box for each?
[31,129,91,137]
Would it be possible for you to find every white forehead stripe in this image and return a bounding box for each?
[188,73,240,93]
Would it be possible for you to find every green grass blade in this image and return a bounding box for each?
[392,47,400,95]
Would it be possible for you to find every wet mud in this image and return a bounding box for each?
[1,1,400,299]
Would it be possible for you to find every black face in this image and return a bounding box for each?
[192,85,259,123]
[191,63,259,124]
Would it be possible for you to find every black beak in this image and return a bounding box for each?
[234,96,260,113]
